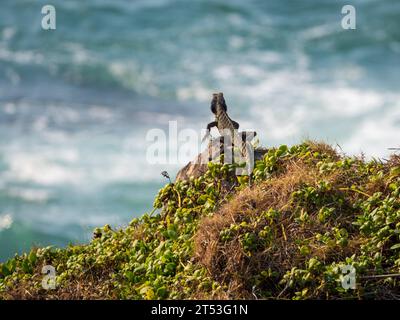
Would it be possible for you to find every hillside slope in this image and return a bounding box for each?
[1,142,400,299]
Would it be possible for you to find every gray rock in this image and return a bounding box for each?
[175,135,268,182]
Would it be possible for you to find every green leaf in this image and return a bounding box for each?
[156,286,168,299]
[28,251,37,265]
[21,260,32,273]
[299,245,310,256]
[125,271,135,282]
[166,229,177,240]
[5,259,16,274]
[390,166,400,177]
[197,195,208,205]
[164,262,176,274]
[390,243,400,250]
[133,265,146,274]
[1,264,10,277]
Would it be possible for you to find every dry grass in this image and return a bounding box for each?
[2,261,117,300]
[193,144,381,299]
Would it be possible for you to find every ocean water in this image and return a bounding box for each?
[0,0,399,261]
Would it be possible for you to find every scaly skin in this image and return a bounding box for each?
[213,93,239,136]
[203,92,250,161]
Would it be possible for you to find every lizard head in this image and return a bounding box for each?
[211,92,227,114]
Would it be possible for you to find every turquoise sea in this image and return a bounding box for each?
[0,0,399,261]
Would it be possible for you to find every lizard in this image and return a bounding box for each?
[202,92,255,173]
[202,92,239,141]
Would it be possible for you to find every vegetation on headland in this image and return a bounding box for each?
[1,141,400,299]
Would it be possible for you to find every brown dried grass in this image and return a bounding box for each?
[193,144,373,298]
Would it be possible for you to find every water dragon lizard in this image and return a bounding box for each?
[202,92,255,173]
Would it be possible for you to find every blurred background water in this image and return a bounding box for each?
[0,0,399,261]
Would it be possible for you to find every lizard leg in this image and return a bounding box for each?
[201,121,217,143]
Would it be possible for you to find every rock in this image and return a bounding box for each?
[175,137,222,182]
[175,135,268,182]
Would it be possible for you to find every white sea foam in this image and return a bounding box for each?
[0,47,44,65]
[88,106,115,121]
[252,104,308,140]
[108,61,159,96]
[7,188,51,203]
[229,36,245,49]
[177,84,211,102]
[250,81,398,153]
[299,23,339,41]
[175,59,398,158]
[344,105,400,157]
[3,102,16,114]
[1,134,176,188]
[43,106,81,126]
[64,43,92,64]
[4,153,83,186]
[0,214,13,231]
[1,27,16,41]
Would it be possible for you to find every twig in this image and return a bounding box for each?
[339,187,371,198]
[277,279,291,298]
[149,207,157,217]
[281,224,287,242]
[360,273,400,280]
